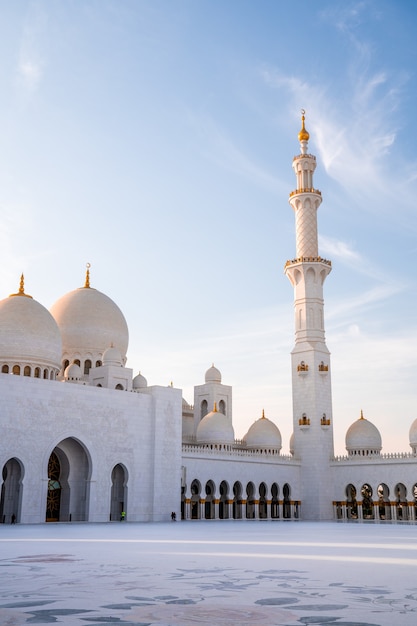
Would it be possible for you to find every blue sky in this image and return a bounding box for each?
[0,0,416,455]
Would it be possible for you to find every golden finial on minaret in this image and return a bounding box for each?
[10,273,33,298]
[298,109,310,142]
[84,263,91,288]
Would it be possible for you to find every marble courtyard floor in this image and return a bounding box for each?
[1,520,417,625]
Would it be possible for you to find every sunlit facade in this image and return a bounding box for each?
[1,117,417,524]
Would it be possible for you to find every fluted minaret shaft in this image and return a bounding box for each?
[285,113,331,346]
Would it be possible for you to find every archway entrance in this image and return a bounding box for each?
[46,438,91,522]
[1,458,23,524]
[110,464,128,521]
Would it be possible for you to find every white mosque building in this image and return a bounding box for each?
[1,115,417,525]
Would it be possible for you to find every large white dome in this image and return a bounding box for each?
[243,411,282,451]
[50,273,129,371]
[345,412,382,456]
[196,403,235,444]
[0,278,61,376]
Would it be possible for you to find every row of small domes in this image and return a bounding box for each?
[194,381,417,453]
[196,404,282,450]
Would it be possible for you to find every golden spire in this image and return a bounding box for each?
[360,409,364,420]
[9,273,33,299]
[261,409,266,419]
[298,109,310,142]
[84,263,91,288]
[213,402,218,412]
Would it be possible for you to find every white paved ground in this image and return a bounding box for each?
[1,520,417,625]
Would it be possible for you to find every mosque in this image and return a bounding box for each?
[1,115,417,525]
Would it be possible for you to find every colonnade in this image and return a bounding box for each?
[182,497,300,520]
[333,501,417,521]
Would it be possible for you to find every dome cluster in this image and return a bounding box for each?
[0,271,129,384]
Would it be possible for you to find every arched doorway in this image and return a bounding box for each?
[283,483,291,518]
[219,480,229,519]
[259,482,267,519]
[395,483,408,520]
[246,482,255,519]
[271,482,279,519]
[1,458,23,524]
[233,481,243,519]
[205,480,215,519]
[110,464,128,521]
[190,479,201,519]
[377,483,390,520]
[46,438,91,522]
[361,483,374,519]
[346,484,358,519]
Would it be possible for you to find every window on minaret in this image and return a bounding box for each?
[201,399,208,419]
[84,359,92,375]
[219,399,226,415]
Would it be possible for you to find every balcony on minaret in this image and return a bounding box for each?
[297,361,308,376]
[289,187,321,198]
[321,413,331,428]
[318,361,329,376]
[284,256,331,269]
[299,413,310,428]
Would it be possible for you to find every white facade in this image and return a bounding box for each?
[1,115,417,525]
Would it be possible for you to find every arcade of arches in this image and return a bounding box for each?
[1,438,128,524]
[334,482,417,521]
[182,479,300,520]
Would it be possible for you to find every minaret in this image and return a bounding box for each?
[284,111,335,520]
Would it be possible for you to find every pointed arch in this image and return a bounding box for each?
[283,483,291,518]
[233,481,243,519]
[204,480,215,519]
[246,482,255,519]
[110,464,128,521]
[0,458,24,524]
[46,438,92,522]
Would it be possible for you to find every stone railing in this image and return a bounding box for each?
[332,451,417,462]
[285,256,331,268]
[289,187,321,197]
[182,442,294,461]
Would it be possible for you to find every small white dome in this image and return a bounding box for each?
[196,403,234,444]
[64,362,82,380]
[409,418,417,450]
[243,411,282,450]
[345,412,382,455]
[102,345,123,366]
[205,364,221,383]
[132,372,147,389]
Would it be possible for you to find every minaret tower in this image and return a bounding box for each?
[284,111,335,520]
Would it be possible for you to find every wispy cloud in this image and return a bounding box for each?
[260,4,415,231]
[15,4,47,100]
[319,235,361,263]
[187,112,286,195]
